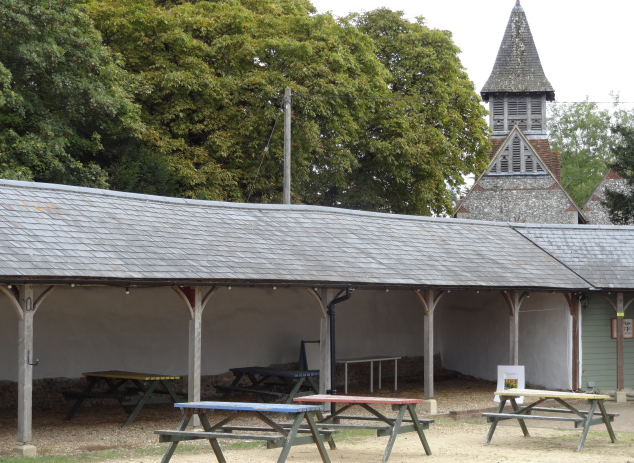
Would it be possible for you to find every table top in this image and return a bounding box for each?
[175,401,323,413]
[496,388,610,400]
[83,370,180,380]
[294,394,422,405]
[229,366,319,377]
[336,356,401,363]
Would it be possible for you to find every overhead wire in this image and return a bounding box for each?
[246,104,282,203]
[290,92,634,105]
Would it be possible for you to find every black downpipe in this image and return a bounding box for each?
[327,287,353,414]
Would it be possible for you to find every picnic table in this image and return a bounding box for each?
[295,394,433,462]
[215,366,319,403]
[64,370,185,427]
[155,401,332,463]
[483,388,618,451]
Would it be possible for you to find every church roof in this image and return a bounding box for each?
[481,1,555,102]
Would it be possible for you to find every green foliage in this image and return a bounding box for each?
[605,124,634,224]
[86,0,490,214]
[344,9,490,214]
[0,0,490,213]
[548,95,634,206]
[0,0,143,188]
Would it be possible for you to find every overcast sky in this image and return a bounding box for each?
[309,0,634,109]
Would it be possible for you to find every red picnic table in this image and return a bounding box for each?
[294,394,433,462]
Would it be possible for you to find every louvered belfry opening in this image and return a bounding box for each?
[489,95,545,133]
[488,133,546,175]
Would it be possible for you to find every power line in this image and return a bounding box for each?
[291,92,634,105]
[246,106,282,203]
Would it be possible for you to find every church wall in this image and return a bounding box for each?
[583,176,631,225]
[457,177,579,224]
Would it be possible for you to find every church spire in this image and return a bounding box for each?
[481,1,555,102]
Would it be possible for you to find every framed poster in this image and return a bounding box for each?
[494,365,525,403]
[611,319,634,339]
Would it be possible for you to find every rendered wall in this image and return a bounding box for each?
[436,291,571,389]
[0,286,425,382]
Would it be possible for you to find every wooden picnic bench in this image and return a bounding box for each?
[64,370,185,427]
[215,366,319,404]
[155,401,332,463]
[295,394,433,462]
[483,388,618,451]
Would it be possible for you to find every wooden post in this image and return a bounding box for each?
[616,292,624,391]
[423,298,434,399]
[501,291,528,366]
[283,86,291,205]
[564,293,581,391]
[318,288,336,395]
[17,285,34,446]
[414,290,444,400]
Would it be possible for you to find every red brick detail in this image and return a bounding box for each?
[487,138,506,160]
[456,206,470,213]
[606,169,624,180]
[565,205,578,212]
[529,139,560,181]
[548,183,559,190]
[583,206,593,211]
[472,183,485,192]
[590,194,604,202]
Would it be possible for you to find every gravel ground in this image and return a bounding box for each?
[0,376,497,457]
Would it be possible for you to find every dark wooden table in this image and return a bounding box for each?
[64,370,185,427]
[483,388,617,451]
[155,401,331,463]
[295,394,433,462]
[216,366,319,403]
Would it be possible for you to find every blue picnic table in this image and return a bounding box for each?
[155,401,331,463]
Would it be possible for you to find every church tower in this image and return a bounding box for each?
[455,1,585,224]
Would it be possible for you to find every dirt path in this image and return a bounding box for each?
[109,418,632,463]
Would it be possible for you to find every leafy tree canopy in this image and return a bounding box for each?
[605,124,634,224]
[86,0,490,215]
[548,95,634,206]
[0,0,146,189]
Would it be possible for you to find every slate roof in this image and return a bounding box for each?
[514,224,634,289]
[481,1,555,101]
[0,180,591,291]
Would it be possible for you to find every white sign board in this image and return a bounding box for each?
[494,365,525,403]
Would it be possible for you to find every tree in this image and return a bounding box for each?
[87,0,490,215]
[605,124,634,224]
[0,0,149,189]
[343,9,490,214]
[548,95,634,206]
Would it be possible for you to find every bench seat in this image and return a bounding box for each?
[483,412,584,423]
[155,429,281,443]
[529,407,619,418]
[322,414,434,424]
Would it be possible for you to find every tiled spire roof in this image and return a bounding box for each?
[481,1,555,101]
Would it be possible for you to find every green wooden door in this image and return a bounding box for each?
[582,294,634,391]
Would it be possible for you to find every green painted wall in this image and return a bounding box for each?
[581,294,634,391]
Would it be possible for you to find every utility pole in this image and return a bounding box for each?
[283,86,291,204]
